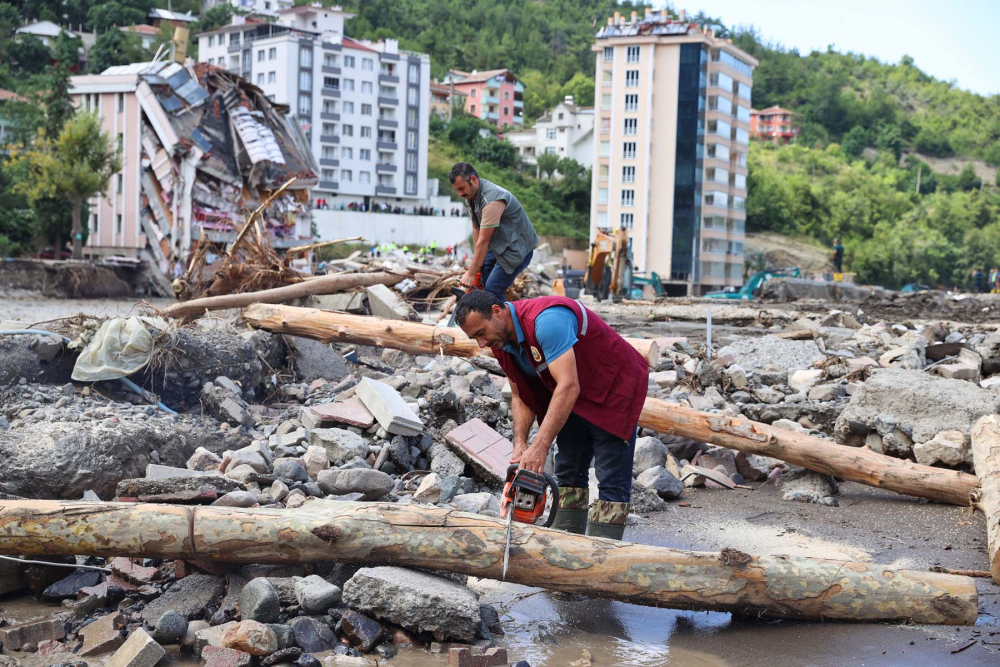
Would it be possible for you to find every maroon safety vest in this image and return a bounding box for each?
[492,296,648,441]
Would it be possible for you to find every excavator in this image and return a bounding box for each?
[582,228,663,300]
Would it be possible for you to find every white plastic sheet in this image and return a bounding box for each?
[71,316,170,382]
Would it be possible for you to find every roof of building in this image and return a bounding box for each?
[753,105,794,115]
[446,68,517,85]
[536,101,594,123]
[429,82,467,96]
[123,24,161,36]
[0,88,28,103]
[15,20,65,38]
[149,8,197,23]
[342,37,378,53]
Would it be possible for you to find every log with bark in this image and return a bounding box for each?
[163,272,406,320]
[243,303,659,368]
[0,500,978,625]
[972,415,1000,583]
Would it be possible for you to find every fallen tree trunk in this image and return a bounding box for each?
[972,415,1000,583]
[0,500,978,625]
[244,304,977,506]
[164,272,405,320]
[243,303,659,368]
[641,400,977,507]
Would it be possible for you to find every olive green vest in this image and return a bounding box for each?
[466,178,539,274]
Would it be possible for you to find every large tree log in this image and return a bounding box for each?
[641,400,977,507]
[243,303,659,368]
[163,272,405,320]
[0,500,978,625]
[972,415,1000,583]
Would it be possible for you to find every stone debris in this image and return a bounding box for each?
[356,377,423,436]
[0,614,69,651]
[365,284,414,321]
[444,419,513,485]
[104,629,166,667]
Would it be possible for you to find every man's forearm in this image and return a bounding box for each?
[468,237,489,275]
[511,394,534,451]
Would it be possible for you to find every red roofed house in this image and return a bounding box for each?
[441,68,523,130]
[750,105,798,144]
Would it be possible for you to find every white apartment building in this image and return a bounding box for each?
[197,4,430,205]
[506,95,594,169]
[201,0,293,19]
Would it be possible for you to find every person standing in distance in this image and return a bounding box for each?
[450,162,539,298]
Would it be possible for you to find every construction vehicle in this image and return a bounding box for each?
[704,267,800,300]
[584,229,631,301]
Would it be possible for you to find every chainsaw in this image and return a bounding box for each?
[445,271,483,327]
[499,464,559,580]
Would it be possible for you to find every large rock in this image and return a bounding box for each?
[834,368,1000,455]
[141,575,226,625]
[778,468,839,506]
[0,420,234,500]
[634,467,683,500]
[339,611,385,654]
[285,337,349,384]
[293,575,341,614]
[287,617,336,653]
[222,621,277,656]
[632,437,668,475]
[342,567,480,642]
[202,383,255,429]
[913,430,970,467]
[717,336,825,385]
[316,469,393,501]
[309,429,369,466]
[240,578,281,623]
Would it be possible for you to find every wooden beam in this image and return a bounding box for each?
[972,415,1000,583]
[0,500,978,626]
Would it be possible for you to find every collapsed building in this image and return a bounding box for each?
[69,60,317,294]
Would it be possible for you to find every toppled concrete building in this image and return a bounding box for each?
[70,60,317,293]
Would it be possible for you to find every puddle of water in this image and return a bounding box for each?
[0,594,64,625]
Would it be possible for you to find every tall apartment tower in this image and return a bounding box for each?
[591,9,757,295]
[197,4,430,205]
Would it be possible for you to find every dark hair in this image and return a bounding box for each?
[455,289,504,326]
[449,162,478,184]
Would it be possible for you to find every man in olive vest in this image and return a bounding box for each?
[450,162,539,297]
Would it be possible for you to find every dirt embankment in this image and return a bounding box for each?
[0,259,134,299]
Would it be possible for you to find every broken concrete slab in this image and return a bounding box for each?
[145,464,220,481]
[365,284,412,321]
[913,430,970,467]
[0,613,70,650]
[141,574,226,625]
[79,611,126,656]
[356,377,423,436]
[116,475,244,504]
[104,628,165,667]
[309,428,369,466]
[286,336,350,384]
[717,336,825,385]
[444,419,512,486]
[303,397,375,430]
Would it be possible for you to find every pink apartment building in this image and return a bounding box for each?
[441,69,524,130]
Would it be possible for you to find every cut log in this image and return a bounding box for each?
[971,415,1000,583]
[163,272,405,320]
[640,400,977,507]
[0,500,978,625]
[243,303,659,368]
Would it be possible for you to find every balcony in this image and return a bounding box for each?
[375,162,397,173]
[322,41,341,51]
[377,118,398,129]
[318,180,339,190]
[319,158,339,167]
[321,87,340,98]
[322,65,341,75]
[483,95,499,105]
[376,140,398,151]
[513,99,523,108]
[378,96,399,106]
[375,184,396,195]
[228,43,241,53]
[320,112,340,121]
[484,111,499,121]
[319,134,340,144]
[378,73,399,84]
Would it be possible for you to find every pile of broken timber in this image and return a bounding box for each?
[0,500,979,626]
[242,302,1000,596]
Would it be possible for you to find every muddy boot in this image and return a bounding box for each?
[585,500,629,541]
[549,486,588,534]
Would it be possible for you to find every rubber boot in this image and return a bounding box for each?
[549,486,588,535]
[585,500,629,541]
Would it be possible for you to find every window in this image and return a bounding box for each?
[117,134,123,153]
[710,72,733,90]
[732,151,747,168]
[407,131,417,149]
[546,128,557,139]
[360,171,371,183]
[622,166,635,183]
[711,50,754,77]
[598,211,608,227]
[470,104,476,113]
[470,89,477,97]
[116,173,123,194]
[598,188,608,204]
[321,168,334,181]
[342,147,353,159]
[361,126,372,138]
[322,123,335,136]
[380,85,396,98]
[116,214,123,236]
[322,146,337,160]
[706,167,729,184]
[624,94,638,111]
[598,164,609,181]
[735,81,752,102]
[408,64,419,83]
[298,95,311,117]
[600,140,610,157]
[623,142,636,159]
[731,173,747,190]
[324,76,339,89]
[300,49,312,68]
[406,174,416,193]
[360,149,371,160]
[117,93,124,112]
[620,213,634,230]
[545,146,556,155]
[230,32,239,45]
[268,71,276,83]
[408,87,417,105]
[208,35,214,47]
[708,119,732,137]
[341,169,352,181]
[626,46,640,63]
[602,70,613,85]
[733,127,749,145]
[707,143,730,160]
[603,46,613,62]
[625,70,639,87]
[299,71,312,90]
[257,73,265,85]
[359,57,371,71]
[601,93,612,110]
[731,196,746,210]
[624,118,637,135]
[407,108,417,125]
[268,47,276,60]
[344,55,355,68]
[621,190,635,207]
[344,79,355,92]
[709,95,732,115]
[343,101,354,114]
[324,54,338,67]
[342,124,353,136]
[504,91,510,100]
[257,50,264,62]
[406,153,417,170]
[704,191,728,208]
[735,105,750,123]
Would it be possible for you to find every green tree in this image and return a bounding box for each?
[196,4,238,33]
[559,72,594,107]
[88,30,146,74]
[88,0,154,33]
[42,64,74,140]
[446,115,489,149]
[471,135,517,170]
[535,152,560,179]
[957,163,981,192]
[9,36,52,76]
[14,113,121,259]
[841,126,867,159]
[914,126,952,157]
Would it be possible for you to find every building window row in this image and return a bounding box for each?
[623,118,637,135]
[622,166,635,183]
[711,49,754,77]
[621,189,635,207]
[621,213,634,230]
[624,94,638,111]
[603,46,613,62]
[625,70,639,87]
[626,45,640,63]
[622,142,636,159]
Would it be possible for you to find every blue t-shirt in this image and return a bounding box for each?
[502,303,579,376]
